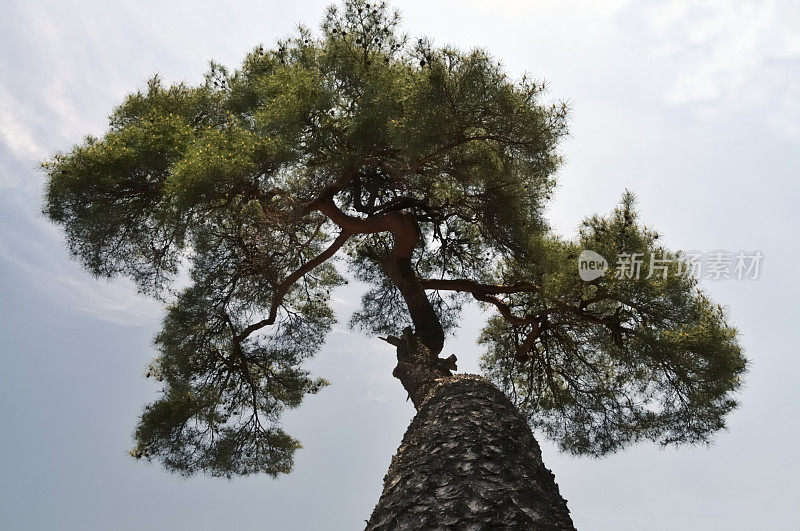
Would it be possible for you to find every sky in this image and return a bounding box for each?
[1,1,799,529]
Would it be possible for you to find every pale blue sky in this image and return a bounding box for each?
[1,1,799,529]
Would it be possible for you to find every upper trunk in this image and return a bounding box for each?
[367,329,575,530]
[380,327,456,408]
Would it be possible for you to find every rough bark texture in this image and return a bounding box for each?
[365,335,575,530]
[381,327,457,408]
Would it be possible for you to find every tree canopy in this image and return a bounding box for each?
[42,0,746,477]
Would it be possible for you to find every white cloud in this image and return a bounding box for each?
[633,0,800,140]
[0,86,47,190]
[0,90,43,163]
[0,213,162,327]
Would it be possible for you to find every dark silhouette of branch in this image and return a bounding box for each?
[235,229,351,341]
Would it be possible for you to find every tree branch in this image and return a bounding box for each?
[235,229,351,341]
[471,293,532,327]
[419,277,630,361]
[309,195,445,353]
[419,278,539,295]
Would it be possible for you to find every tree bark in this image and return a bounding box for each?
[367,329,576,530]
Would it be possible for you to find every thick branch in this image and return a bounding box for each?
[420,277,628,360]
[311,196,445,354]
[421,278,539,329]
[235,230,351,341]
[471,293,531,327]
[515,323,542,363]
[310,196,415,256]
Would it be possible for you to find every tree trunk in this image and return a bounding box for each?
[367,328,575,530]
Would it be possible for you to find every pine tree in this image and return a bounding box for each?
[43,1,746,527]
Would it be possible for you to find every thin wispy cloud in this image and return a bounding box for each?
[0,195,162,327]
[632,0,800,140]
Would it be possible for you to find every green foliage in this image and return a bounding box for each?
[133,279,332,477]
[479,194,746,455]
[42,0,745,473]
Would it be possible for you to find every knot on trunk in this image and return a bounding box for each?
[381,326,457,408]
